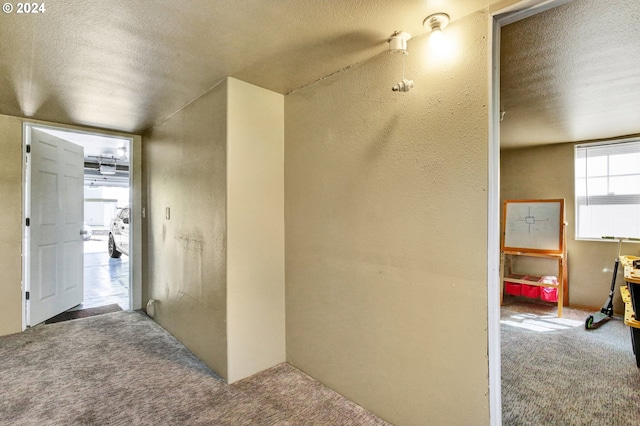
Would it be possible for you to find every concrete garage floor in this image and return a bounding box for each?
[71,233,129,311]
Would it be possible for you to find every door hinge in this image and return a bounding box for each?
[26,144,31,153]
[25,291,30,300]
[26,218,30,226]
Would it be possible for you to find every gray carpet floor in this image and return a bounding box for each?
[0,311,389,425]
[502,309,640,425]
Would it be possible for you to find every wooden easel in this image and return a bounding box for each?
[500,199,568,317]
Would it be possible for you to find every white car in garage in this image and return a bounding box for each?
[108,207,129,258]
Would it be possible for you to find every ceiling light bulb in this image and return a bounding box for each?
[430,27,444,46]
[424,13,449,49]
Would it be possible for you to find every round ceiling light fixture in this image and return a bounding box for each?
[423,12,449,32]
[423,13,450,45]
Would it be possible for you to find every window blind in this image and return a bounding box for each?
[575,140,640,239]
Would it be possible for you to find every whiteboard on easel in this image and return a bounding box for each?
[502,199,564,254]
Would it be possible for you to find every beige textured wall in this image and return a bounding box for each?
[501,143,640,311]
[143,80,229,378]
[0,114,24,336]
[226,78,286,383]
[143,78,286,383]
[285,11,490,426]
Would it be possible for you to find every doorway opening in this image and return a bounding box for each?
[23,123,133,326]
[489,0,575,425]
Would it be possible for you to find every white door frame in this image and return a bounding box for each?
[487,1,573,424]
[22,121,141,329]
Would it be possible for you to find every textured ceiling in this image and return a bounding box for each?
[500,0,640,148]
[3,0,635,148]
[0,0,492,135]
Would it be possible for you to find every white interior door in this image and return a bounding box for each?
[27,127,85,326]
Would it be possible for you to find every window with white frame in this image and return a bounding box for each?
[575,140,640,239]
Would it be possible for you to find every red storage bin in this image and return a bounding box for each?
[505,282,522,296]
[541,287,558,302]
[537,276,558,302]
[521,284,540,299]
[505,274,531,296]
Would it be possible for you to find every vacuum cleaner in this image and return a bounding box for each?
[585,237,640,330]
